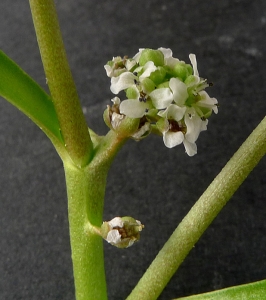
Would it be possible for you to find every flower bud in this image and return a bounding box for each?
[173,62,192,81]
[139,49,164,67]
[149,66,166,85]
[101,216,144,248]
[141,77,156,94]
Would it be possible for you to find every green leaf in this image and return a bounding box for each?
[0,50,63,144]
[175,279,266,300]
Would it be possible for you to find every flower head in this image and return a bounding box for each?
[104,48,218,156]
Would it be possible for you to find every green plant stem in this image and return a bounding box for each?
[127,116,266,300]
[64,164,107,300]
[65,130,127,300]
[29,0,92,167]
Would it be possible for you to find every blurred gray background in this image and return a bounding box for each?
[0,0,265,299]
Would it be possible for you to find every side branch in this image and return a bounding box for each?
[127,116,266,300]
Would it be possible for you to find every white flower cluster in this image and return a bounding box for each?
[104,48,218,156]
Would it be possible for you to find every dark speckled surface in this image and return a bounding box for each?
[0,1,265,299]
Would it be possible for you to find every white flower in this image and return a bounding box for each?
[110,61,156,95]
[104,56,137,78]
[157,111,186,152]
[104,56,124,77]
[158,105,187,149]
[119,86,152,118]
[104,56,130,78]
[160,107,208,156]
[195,91,218,115]
[183,108,208,156]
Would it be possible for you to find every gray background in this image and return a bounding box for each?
[0,0,265,299]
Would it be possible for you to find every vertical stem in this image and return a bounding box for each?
[29,0,92,166]
[127,117,266,300]
[64,131,127,300]
[64,163,107,300]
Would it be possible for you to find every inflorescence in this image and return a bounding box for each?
[104,48,218,156]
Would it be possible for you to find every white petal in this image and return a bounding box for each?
[183,139,197,156]
[125,59,137,71]
[184,109,202,143]
[198,91,218,114]
[111,112,124,129]
[162,104,186,121]
[104,64,113,77]
[109,217,124,228]
[139,61,157,80]
[201,119,208,131]
[106,230,121,244]
[165,56,180,68]
[163,131,184,148]
[110,72,136,94]
[149,88,173,109]
[133,48,145,62]
[158,47,173,59]
[126,239,135,248]
[131,122,151,140]
[189,54,199,77]
[169,78,188,106]
[111,97,121,105]
[120,99,150,118]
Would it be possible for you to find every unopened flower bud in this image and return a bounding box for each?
[173,62,192,81]
[139,49,164,67]
[101,216,144,248]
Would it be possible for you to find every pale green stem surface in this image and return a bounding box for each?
[127,116,266,300]
[64,163,107,300]
[29,0,92,166]
[65,130,127,300]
